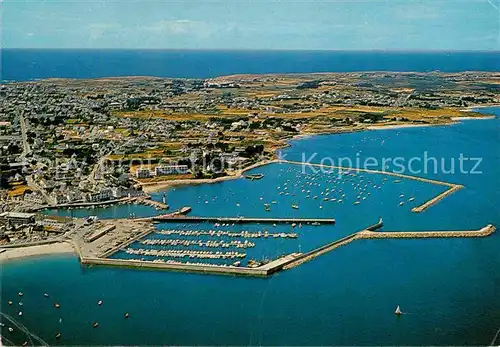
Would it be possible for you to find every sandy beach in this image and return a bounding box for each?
[0,242,76,263]
[366,123,437,131]
[451,115,496,120]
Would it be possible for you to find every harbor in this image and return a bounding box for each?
[280,160,464,213]
[70,214,496,277]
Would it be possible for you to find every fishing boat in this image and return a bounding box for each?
[395,305,402,315]
[244,173,264,180]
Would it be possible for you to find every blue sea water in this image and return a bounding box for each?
[1,109,499,346]
[2,49,500,81]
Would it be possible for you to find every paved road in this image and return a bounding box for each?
[18,111,31,158]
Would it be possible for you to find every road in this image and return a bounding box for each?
[18,110,31,159]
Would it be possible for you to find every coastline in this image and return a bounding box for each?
[141,109,497,193]
[0,242,76,263]
[4,105,497,262]
[141,159,280,193]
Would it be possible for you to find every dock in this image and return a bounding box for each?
[136,197,169,210]
[151,215,336,224]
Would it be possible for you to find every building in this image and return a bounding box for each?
[0,212,36,226]
[155,165,189,176]
[85,188,113,203]
[135,168,152,179]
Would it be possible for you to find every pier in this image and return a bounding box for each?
[280,160,464,213]
[357,224,496,239]
[151,215,336,224]
[136,197,169,210]
[411,185,463,213]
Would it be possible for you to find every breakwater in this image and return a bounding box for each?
[357,224,496,239]
[411,185,463,213]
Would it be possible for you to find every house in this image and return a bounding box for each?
[0,212,36,226]
[155,165,189,176]
[135,168,152,179]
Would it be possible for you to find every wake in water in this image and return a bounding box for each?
[0,312,49,346]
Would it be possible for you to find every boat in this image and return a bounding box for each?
[244,173,264,180]
[292,204,299,209]
[125,312,130,319]
[97,300,103,306]
[354,201,360,205]
[311,222,321,226]
[44,293,49,297]
[55,333,61,339]
[408,197,415,202]
[399,201,404,206]
[395,305,402,315]
[93,322,99,328]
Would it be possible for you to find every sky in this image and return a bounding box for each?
[2,0,500,50]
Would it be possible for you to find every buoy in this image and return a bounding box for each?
[125,312,130,318]
[54,303,60,308]
[93,322,99,328]
[395,305,403,315]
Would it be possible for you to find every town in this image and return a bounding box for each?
[0,71,498,246]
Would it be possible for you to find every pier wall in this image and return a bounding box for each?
[357,224,496,239]
[412,185,463,213]
[81,257,271,276]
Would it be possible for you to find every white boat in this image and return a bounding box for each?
[395,305,402,315]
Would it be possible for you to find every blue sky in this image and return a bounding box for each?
[3,0,500,50]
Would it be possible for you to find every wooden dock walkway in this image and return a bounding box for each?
[151,215,336,224]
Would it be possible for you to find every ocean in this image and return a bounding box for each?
[1,49,500,81]
[1,107,499,346]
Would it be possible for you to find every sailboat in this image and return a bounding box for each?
[395,305,402,315]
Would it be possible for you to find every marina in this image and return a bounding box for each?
[279,160,464,213]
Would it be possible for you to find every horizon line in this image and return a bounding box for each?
[2,48,500,53]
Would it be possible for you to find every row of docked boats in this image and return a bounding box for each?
[125,248,246,259]
[155,229,298,239]
[140,238,256,249]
